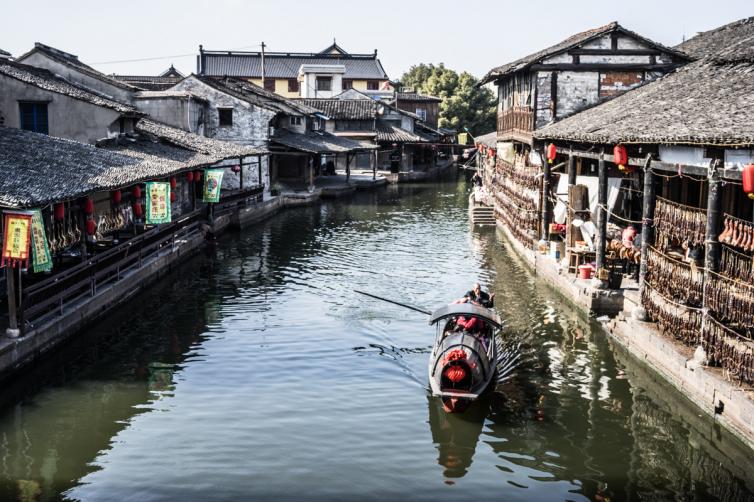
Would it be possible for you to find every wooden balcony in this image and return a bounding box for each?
[497,106,534,144]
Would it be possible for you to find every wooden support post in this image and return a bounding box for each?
[4,266,19,338]
[567,153,576,186]
[594,150,608,288]
[373,150,377,180]
[541,151,551,241]
[704,159,723,273]
[239,156,244,191]
[78,204,88,260]
[346,153,351,182]
[634,155,655,320]
[258,155,263,190]
[308,155,314,192]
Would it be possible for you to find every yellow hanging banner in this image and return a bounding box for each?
[2,211,33,268]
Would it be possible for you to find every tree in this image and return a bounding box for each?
[400,64,496,136]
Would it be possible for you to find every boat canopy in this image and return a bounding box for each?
[429,304,503,329]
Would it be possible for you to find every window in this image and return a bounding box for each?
[367,80,379,91]
[316,76,332,92]
[287,78,299,93]
[342,79,353,90]
[415,108,427,121]
[289,116,302,126]
[19,102,48,134]
[264,78,276,92]
[335,120,372,132]
[218,108,233,127]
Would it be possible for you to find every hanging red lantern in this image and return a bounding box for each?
[133,185,142,199]
[231,165,241,173]
[743,164,754,200]
[187,171,194,183]
[54,203,65,221]
[170,177,177,189]
[195,170,202,182]
[133,201,143,217]
[613,144,628,171]
[84,197,94,215]
[546,143,557,164]
[86,219,97,236]
[112,190,122,204]
[170,190,176,203]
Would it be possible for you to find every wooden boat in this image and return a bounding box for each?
[428,303,503,412]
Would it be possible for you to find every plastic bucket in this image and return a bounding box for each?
[578,265,592,280]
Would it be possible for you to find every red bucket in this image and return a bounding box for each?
[578,265,593,280]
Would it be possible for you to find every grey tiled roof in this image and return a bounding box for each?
[18,43,137,91]
[0,60,141,115]
[193,75,320,116]
[396,92,441,103]
[200,51,388,80]
[0,48,10,57]
[0,127,220,208]
[675,17,754,59]
[113,74,182,91]
[475,131,497,148]
[136,119,267,156]
[480,22,689,84]
[299,99,376,120]
[271,129,377,153]
[375,123,424,143]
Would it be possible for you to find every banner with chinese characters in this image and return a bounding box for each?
[2,211,33,268]
[202,169,224,203]
[31,209,52,273]
[145,182,171,225]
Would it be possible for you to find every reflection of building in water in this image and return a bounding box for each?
[614,345,754,501]
[428,396,487,479]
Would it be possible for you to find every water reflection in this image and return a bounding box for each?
[428,395,488,480]
[0,179,750,501]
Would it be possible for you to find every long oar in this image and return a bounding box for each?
[354,290,432,316]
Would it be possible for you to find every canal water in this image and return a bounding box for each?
[0,179,752,501]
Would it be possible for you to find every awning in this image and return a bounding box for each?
[271,129,377,154]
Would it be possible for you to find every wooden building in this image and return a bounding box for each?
[533,16,754,386]
[197,42,390,99]
[395,92,441,128]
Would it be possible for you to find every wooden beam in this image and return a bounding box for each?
[552,146,743,180]
[530,63,677,72]
[569,48,663,56]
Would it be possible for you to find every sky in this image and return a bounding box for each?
[2,0,752,80]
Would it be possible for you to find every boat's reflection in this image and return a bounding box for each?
[427,394,489,479]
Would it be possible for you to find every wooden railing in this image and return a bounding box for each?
[497,106,534,140]
[20,210,204,330]
[213,185,264,218]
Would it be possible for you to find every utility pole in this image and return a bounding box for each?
[261,42,266,84]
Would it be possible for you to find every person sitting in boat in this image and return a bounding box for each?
[459,283,494,308]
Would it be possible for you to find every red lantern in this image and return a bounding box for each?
[134,202,143,218]
[84,197,94,215]
[187,171,194,183]
[54,203,65,221]
[170,191,176,203]
[133,185,142,199]
[743,164,754,200]
[613,144,628,171]
[546,143,557,164]
[112,190,122,204]
[170,177,177,189]
[195,171,202,182]
[86,219,97,236]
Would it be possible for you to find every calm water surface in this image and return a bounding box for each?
[0,179,752,501]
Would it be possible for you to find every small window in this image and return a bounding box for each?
[19,102,49,134]
[287,78,299,93]
[289,116,302,126]
[367,80,379,90]
[316,76,332,92]
[218,108,233,127]
[342,79,353,90]
[264,78,276,92]
[415,108,427,121]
